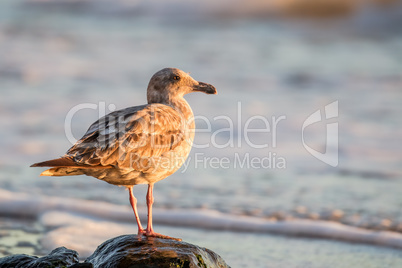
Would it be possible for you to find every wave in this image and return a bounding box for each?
[2,188,402,256]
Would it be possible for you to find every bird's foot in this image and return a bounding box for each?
[137,228,146,236]
[145,231,182,241]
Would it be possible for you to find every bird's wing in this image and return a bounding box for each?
[66,104,187,171]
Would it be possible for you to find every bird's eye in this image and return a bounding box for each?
[173,76,180,81]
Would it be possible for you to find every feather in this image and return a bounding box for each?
[62,103,187,171]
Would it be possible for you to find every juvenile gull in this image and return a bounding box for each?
[31,68,217,240]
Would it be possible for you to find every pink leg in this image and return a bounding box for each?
[145,184,181,241]
[146,183,155,234]
[128,186,145,236]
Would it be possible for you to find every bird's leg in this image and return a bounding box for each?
[128,186,145,236]
[145,184,181,241]
[146,183,155,234]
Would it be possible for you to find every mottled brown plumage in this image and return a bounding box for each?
[31,68,217,240]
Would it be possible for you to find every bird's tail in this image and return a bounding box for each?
[30,156,77,168]
[39,167,86,176]
[31,156,111,176]
[30,156,83,176]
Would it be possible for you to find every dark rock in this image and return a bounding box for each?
[69,264,94,268]
[0,246,80,268]
[0,235,229,268]
[85,235,230,268]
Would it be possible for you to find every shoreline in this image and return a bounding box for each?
[2,189,402,253]
[2,214,402,267]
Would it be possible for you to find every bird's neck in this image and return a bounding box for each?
[148,94,194,126]
[168,97,194,122]
[170,97,195,143]
[149,95,195,143]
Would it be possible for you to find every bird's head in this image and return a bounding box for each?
[147,68,217,104]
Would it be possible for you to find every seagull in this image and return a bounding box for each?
[31,68,217,240]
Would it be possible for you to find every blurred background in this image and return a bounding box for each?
[0,0,402,267]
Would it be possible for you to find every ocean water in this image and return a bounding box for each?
[1,0,402,266]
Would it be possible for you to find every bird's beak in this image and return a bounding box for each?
[193,81,217,95]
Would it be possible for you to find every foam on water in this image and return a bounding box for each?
[2,189,402,259]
